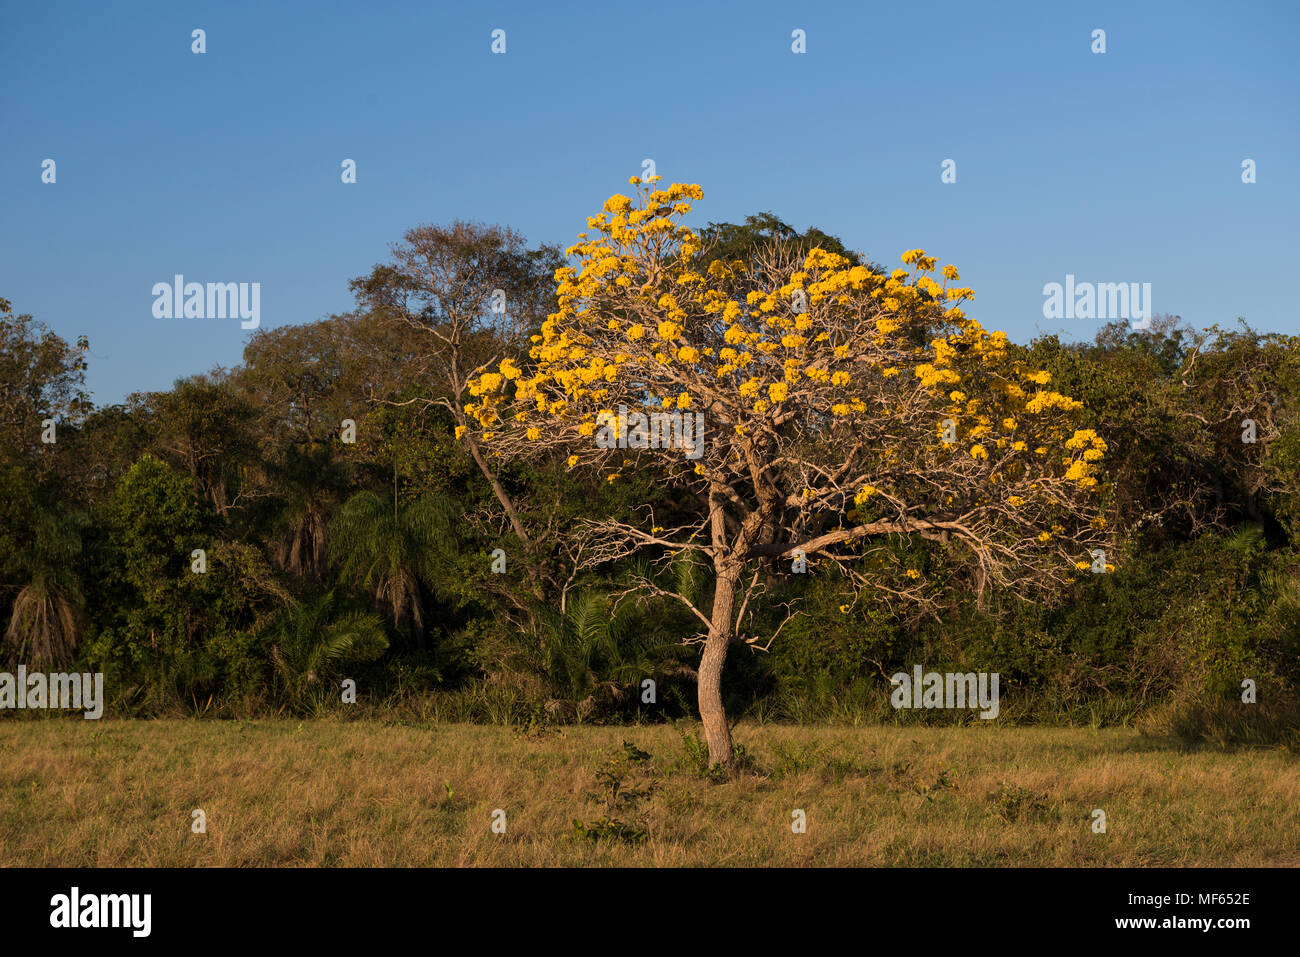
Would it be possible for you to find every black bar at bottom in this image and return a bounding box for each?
[0,866,1288,943]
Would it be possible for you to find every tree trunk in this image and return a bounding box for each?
[698,564,741,769]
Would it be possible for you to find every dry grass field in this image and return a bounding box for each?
[1,719,1296,867]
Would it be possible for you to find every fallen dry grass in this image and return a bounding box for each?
[0,719,1295,866]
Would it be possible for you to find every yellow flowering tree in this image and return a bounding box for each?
[463,178,1110,767]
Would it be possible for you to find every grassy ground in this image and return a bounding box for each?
[0,719,1296,866]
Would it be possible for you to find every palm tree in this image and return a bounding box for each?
[531,588,690,720]
[3,508,87,669]
[272,444,348,581]
[329,490,455,648]
[263,589,388,711]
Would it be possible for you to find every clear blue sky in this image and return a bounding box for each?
[2,0,1296,406]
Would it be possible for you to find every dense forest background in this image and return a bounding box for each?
[2,214,1297,744]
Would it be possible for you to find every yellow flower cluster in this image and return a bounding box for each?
[1025,391,1084,414]
[853,485,878,506]
[1061,429,1107,486]
[456,179,1107,534]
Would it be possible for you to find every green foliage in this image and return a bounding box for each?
[989,784,1058,824]
[475,586,693,722]
[263,590,388,715]
[1137,693,1300,751]
[571,816,648,845]
[674,725,755,780]
[2,265,1297,742]
[573,740,655,844]
[329,490,456,648]
[1,506,87,669]
[696,213,866,269]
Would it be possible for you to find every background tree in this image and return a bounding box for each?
[2,507,87,669]
[267,443,349,582]
[128,373,258,518]
[0,297,92,476]
[0,298,93,667]
[329,490,456,651]
[262,590,388,714]
[696,212,867,271]
[348,222,564,592]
